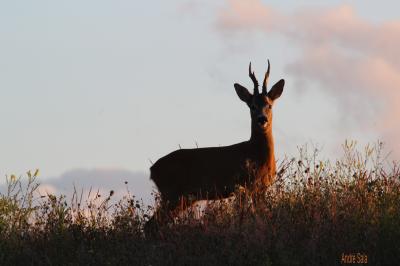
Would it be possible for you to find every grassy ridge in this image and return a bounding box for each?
[1,141,399,265]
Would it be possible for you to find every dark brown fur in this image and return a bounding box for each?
[149,61,285,218]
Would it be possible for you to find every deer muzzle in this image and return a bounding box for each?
[257,116,268,126]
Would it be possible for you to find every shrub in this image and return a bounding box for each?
[0,141,399,265]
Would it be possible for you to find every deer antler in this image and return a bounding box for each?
[262,60,270,95]
[249,62,259,95]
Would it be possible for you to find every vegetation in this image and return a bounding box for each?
[1,141,399,265]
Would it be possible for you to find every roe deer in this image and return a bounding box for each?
[149,60,285,221]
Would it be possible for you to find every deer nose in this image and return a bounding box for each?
[257,116,268,125]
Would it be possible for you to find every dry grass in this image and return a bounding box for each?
[1,141,399,265]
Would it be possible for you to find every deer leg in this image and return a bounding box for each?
[144,194,180,237]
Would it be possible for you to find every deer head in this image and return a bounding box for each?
[234,60,285,132]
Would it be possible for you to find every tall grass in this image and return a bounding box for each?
[1,141,399,265]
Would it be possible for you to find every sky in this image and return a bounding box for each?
[1,0,399,203]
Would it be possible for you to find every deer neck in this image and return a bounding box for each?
[249,121,275,165]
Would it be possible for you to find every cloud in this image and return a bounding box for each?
[1,169,155,206]
[49,168,154,204]
[217,0,283,32]
[36,184,58,196]
[216,2,400,157]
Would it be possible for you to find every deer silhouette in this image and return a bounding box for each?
[148,60,285,226]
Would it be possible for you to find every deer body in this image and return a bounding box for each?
[149,60,284,216]
[151,135,274,203]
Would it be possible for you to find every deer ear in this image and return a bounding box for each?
[234,83,252,103]
[267,79,284,101]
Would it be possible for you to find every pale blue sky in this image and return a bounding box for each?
[1,0,399,193]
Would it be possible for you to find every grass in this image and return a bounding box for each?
[1,141,399,265]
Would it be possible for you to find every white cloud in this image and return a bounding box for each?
[36,184,58,196]
[1,169,154,206]
[216,2,400,158]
